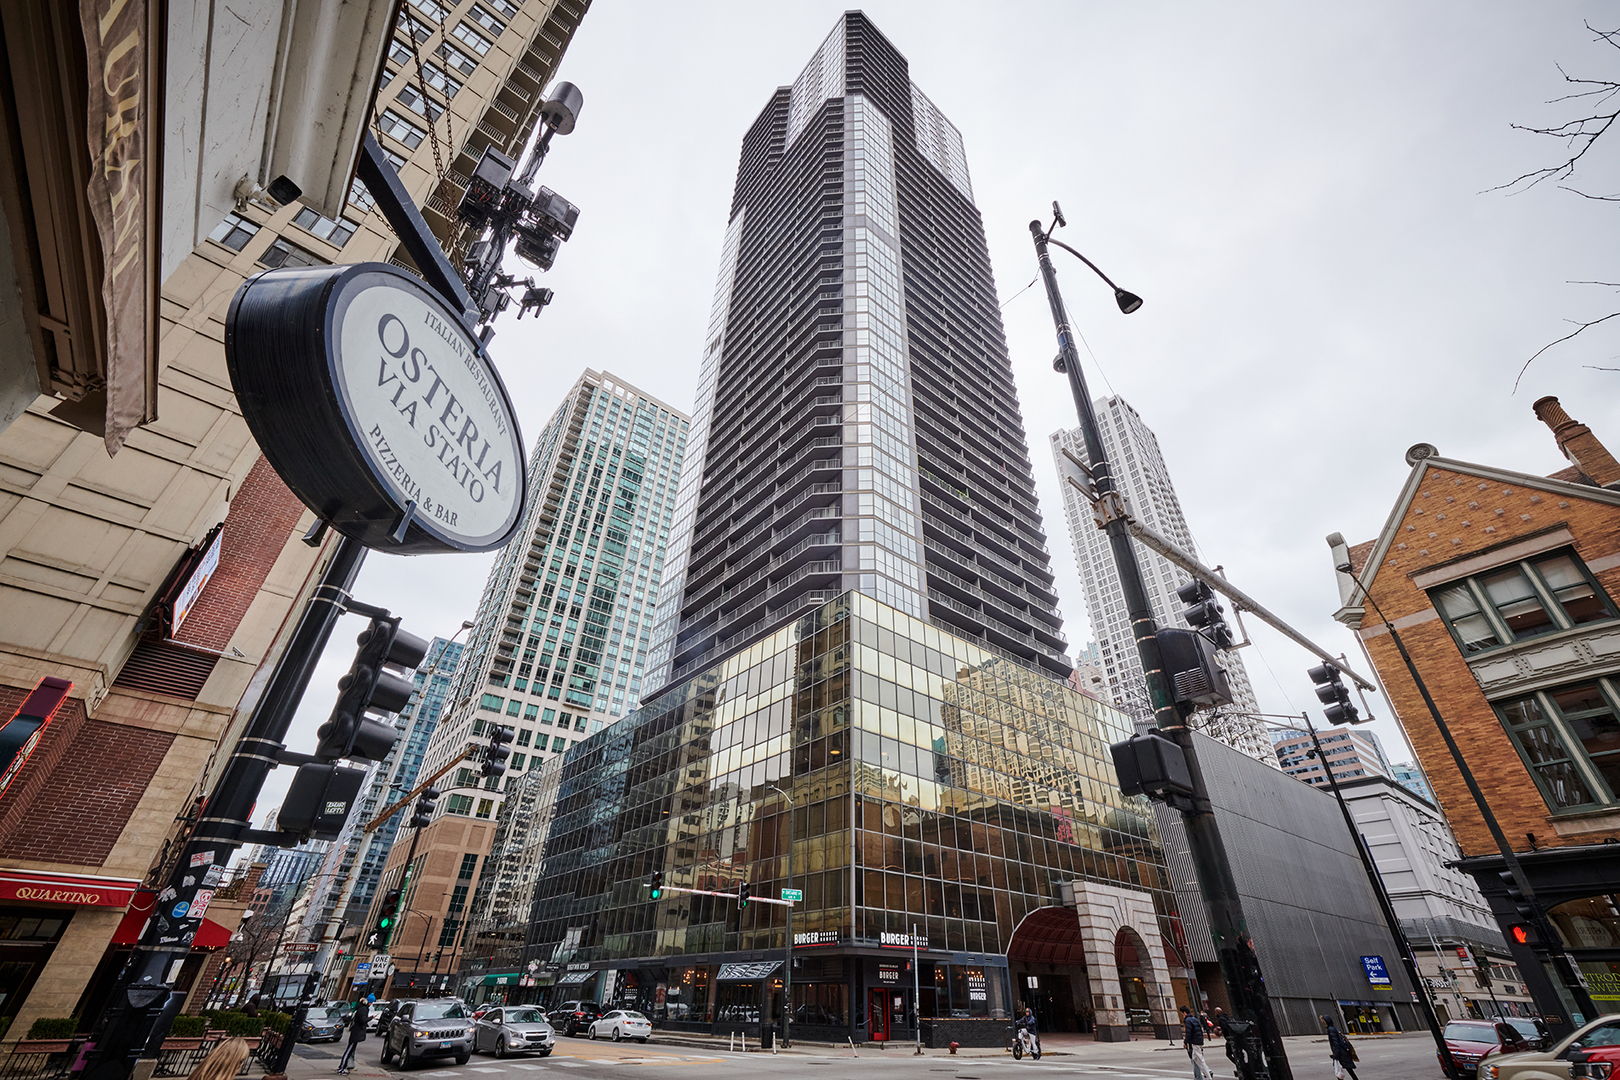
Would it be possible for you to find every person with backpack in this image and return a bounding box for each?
[1322,1015,1359,1080]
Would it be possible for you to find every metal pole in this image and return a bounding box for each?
[1338,564,1596,1031]
[768,784,794,1049]
[913,923,921,1055]
[1030,220,1291,1080]
[1297,714,1458,1079]
[83,536,366,1080]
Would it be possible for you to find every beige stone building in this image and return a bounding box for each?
[0,0,589,1036]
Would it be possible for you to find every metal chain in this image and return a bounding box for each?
[400,6,452,191]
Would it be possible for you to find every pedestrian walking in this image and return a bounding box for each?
[1322,1016,1360,1080]
[337,998,370,1074]
[1181,1006,1214,1080]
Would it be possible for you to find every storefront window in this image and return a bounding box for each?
[1550,895,1620,950]
[790,983,849,1027]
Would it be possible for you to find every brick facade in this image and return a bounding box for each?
[172,457,308,652]
[1347,465,1620,856]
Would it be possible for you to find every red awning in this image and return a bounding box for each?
[108,890,157,944]
[0,868,141,909]
[108,891,229,949]
[192,919,230,949]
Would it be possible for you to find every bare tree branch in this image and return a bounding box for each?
[1514,311,1620,393]
[1583,364,1620,371]
[1488,24,1620,195]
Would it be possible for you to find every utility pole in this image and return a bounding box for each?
[1030,209,1290,1080]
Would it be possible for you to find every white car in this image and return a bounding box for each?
[587,1010,652,1043]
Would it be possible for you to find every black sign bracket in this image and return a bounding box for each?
[356,133,478,329]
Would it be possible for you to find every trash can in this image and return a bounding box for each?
[759,1025,774,1050]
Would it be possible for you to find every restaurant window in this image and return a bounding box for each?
[1431,549,1615,655]
[1495,679,1620,811]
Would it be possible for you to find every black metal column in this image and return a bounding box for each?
[81,536,366,1080]
[1030,221,1290,1080]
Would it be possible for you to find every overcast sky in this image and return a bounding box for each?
[258,2,1619,823]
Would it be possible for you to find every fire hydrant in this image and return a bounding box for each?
[949,1042,960,1055]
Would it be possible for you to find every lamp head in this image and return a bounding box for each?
[1051,201,1066,228]
[539,82,583,136]
[1335,562,1353,574]
[1114,288,1144,315]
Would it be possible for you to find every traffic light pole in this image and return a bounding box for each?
[1031,220,1290,1080]
[1274,713,1458,1078]
[82,534,367,1080]
[1335,562,1596,1032]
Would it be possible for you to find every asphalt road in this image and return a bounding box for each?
[290,1030,1443,1080]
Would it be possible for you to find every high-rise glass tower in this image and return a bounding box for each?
[418,370,689,824]
[647,12,1068,694]
[1051,399,1273,763]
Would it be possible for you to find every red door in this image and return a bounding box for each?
[869,989,889,1040]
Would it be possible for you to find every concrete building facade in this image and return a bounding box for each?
[1271,725,1392,787]
[0,0,589,1034]
[1338,775,1534,1022]
[1050,402,1271,763]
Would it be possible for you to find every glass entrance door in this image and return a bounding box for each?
[868,989,889,1040]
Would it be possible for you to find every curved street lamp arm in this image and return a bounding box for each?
[1043,233,1127,294]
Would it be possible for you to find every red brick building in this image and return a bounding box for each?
[1329,395,1620,1031]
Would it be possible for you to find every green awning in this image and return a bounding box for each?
[482,972,523,986]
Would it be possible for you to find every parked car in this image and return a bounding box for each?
[1443,1020,1534,1076]
[474,1006,555,1058]
[1503,1019,1553,1052]
[299,1005,348,1043]
[587,1010,651,1043]
[1484,1016,1620,1080]
[381,998,473,1069]
[548,1000,603,1037]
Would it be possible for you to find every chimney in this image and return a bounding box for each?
[1534,396,1620,488]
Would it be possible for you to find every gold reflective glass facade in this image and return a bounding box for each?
[528,593,1174,974]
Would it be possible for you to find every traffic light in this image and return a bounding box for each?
[648,871,663,900]
[482,725,514,779]
[1177,580,1233,649]
[1307,663,1361,725]
[737,882,750,909]
[410,786,441,829]
[1498,870,1538,921]
[315,616,429,761]
[371,888,401,947]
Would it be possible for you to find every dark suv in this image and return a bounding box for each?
[381,998,472,1069]
[547,1000,603,1037]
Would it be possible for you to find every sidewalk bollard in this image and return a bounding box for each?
[849,1036,858,1058]
[729,1032,734,1053]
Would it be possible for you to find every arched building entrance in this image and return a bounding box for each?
[1004,883,1178,1041]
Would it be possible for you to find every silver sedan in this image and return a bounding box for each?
[473,1006,556,1058]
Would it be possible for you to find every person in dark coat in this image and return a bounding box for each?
[1322,1015,1359,1080]
[337,999,369,1074]
[1181,1006,1214,1080]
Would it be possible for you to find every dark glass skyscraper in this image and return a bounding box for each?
[647,12,1069,693]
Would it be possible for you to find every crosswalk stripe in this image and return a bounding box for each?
[470,1068,506,1073]
[508,1065,548,1071]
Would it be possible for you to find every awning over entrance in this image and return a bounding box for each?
[1007,905,1086,966]
[483,973,523,986]
[556,970,596,986]
[717,962,781,981]
[0,868,142,909]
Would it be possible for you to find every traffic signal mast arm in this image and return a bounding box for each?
[645,882,795,905]
[364,744,481,833]
[1057,446,1374,692]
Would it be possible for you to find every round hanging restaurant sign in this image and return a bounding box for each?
[225,263,526,554]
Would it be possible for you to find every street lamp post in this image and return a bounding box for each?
[766,783,794,1049]
[1029,206,1290,1080]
